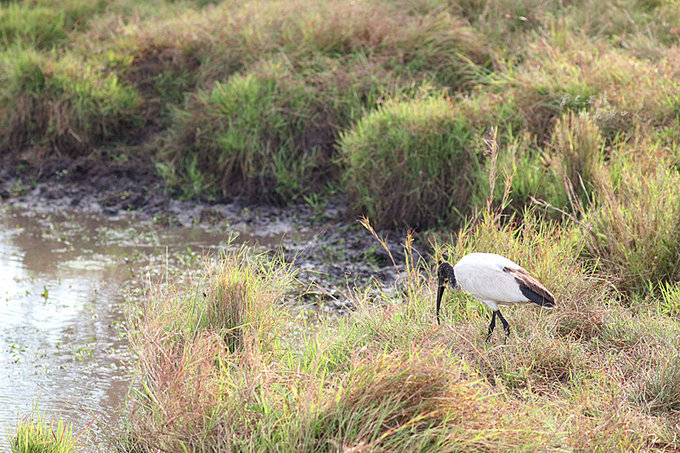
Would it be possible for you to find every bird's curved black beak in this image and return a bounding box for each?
[436,258,455,325]
[436,276,445,325]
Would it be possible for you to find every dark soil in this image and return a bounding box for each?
[0,155,413,312]
[0,155,165,213]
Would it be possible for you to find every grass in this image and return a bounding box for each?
[5,0,680,449]
[579,146,680,293]
[339,92,482,229]
[159,59,341,201]
[639,354,680,413]
[10,414,82,453]
[3,0,680,223]
[120,208,680,451]
[124,243,546,451]
[0,1,104,50]
[550,110,604,205]
[0,47,141,155]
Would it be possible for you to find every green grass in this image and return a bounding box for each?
[639,354,680,413]
[159,59,341,201]
[10,415,79,453]
[124,242,548,451]
[550,110,604,205]
[339,93,483,229]
[0,48,141,155]
[3,0,680,220]
[579,147,680,293]
[0,1,104,50]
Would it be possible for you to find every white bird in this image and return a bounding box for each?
[436,252,555,337]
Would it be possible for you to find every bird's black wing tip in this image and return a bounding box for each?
[518,284,555,308]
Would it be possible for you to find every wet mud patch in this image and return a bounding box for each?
[0,155,167,215]
[0,156,410,312]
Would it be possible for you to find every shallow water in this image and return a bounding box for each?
[0,204,312,450]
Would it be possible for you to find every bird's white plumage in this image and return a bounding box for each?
[453,252,532,310]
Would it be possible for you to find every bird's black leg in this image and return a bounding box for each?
[486,311,497,340]
[497,310,510,336]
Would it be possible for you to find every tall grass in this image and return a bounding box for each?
[3,0,680,211]
[579,148,680,293]
[125,247,294,450]
[125,236,536,450]
[159,60,338,201]
[0,48,141,156]
[0,1,103,49]
[120,208,680,451]
[550,110,604,204]
[6,0,680,450]
[340,93,487,229]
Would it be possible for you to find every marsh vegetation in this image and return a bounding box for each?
[4,0,680,451]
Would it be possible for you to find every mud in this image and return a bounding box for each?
[0,155,411,310]
[0,155,167,215]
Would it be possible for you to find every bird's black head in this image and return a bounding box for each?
[436,256,456,325]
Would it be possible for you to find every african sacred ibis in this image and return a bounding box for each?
[436,252,555,337]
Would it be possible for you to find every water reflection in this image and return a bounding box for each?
[0,212,131,450]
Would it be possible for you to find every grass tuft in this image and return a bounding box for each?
[0,48,141,156]
[550,110,604,204]
[10,415,79,453]
[639,355,680,413]
[0,1,103,50]
[339,92,485,229]
[160,58,355,201]
[580,149,680,293]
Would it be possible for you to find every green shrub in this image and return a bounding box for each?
[377,10,489,89]
[339,93,484,229]
[566,0,680,50]
[454,0,566,50]
[131,247,293,349]
[456,0,679,59]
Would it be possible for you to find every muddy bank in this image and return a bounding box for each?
[0,155,167,215]
[0,156,412,311]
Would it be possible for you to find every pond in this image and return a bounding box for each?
[0,203,317,450]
